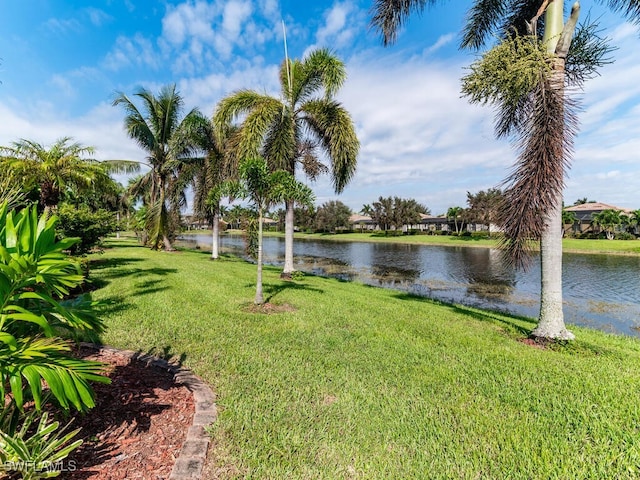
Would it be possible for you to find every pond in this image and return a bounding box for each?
[178,233,640,337]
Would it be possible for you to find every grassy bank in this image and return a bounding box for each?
[90,239,640,479]
[183,229,640,255]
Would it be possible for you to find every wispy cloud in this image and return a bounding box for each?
[305,1,364,56]
[85,8,112,27]
[43,17,83,35]
[103,34,161,71]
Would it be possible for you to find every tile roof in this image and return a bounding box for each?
[564,202,632,214]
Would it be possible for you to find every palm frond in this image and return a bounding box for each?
[370,0,435,46]
[498,78,579,268]
[112,92,156,152]
[461,0,510,49]
[263,110,297,172]
[602,0,640,23]
[293,48,347,102]
[565,15,615,87]
[301,100,359,193]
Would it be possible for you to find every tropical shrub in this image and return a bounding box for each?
[614,232,636,240]
[0,202,109,478]
[56,203,117,255]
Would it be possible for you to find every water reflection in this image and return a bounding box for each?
[177,234,640,336]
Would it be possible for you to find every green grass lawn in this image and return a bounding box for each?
[90,239,640,479]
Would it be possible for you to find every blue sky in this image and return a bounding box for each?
[1,1,639,214]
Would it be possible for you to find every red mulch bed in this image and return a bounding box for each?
[64,347,194,480]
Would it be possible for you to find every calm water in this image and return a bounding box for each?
[178,234,640,337]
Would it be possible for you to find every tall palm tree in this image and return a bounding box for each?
[370,0,634,340]
[562,209,578,237]
[113,84,208,251]
[190,122,240,260]
[236,157,314,304]
[447,206,464,234]
[0,137,111,216]
[214,48,359,277]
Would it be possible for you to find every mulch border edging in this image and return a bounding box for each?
[80,343,217,480]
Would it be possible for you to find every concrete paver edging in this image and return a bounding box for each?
[82,344,216,480]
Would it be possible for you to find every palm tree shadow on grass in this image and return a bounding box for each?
[392,292,535,337]
[89,256,144,273]
[259,281,325,304]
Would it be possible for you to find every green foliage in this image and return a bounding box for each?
[0,410,81,479]
[56,203,116,255]
[462,34,552,110]
[0,202,108,413]
[371,196,429,233]
[465,188,505,234]
[113,84,209,250]
[0,137,109,213]
[314,200,352,233]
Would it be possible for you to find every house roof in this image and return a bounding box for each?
[418,213,448,223]
[349,214,373,223]
[565,202,632,214]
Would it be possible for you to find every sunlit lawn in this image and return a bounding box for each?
[90,238,640,479]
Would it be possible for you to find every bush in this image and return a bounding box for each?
[0,203,109,478]
[56,203,116,255]
[614,232,636,240]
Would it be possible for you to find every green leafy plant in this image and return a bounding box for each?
[0,410,81,479]
[56,203,116,255]
[0,201,109,477]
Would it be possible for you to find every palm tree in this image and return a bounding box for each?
[113,84,209,251]
[574,197,596,205]
[214,48,359,278]
[447,206,464,234]
[236,157,314,304]
[370,1,633,341]
[0,137,111,216]
[629,209,640,236]
[562,209,578,237]
[592,209,624,240]
[190,123,240,260]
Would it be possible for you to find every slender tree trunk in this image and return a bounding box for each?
[532,0,576,340]
[255,209,264,305]
[282,198,295,278]
[211,211,220,260]
[163,233,174,251]
[532,195,574,339]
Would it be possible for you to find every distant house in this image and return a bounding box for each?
[564,202,632,233]
[349,214,376,231]
[413,214,449,232]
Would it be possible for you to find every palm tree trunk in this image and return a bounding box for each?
[531,0,575,340]
[211,211,220,260]
[282,198,295,278]
[163,233,174,251]
[532,195,574,340]
[255,209,264,305]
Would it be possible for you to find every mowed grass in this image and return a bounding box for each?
[90,239,640,479]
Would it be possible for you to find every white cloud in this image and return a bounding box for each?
[85,8,112,27]
[160,0,269,69]
[304,1,364,56]
[103,34,160,71]
[43,17,82,34]
[423,33,456,56]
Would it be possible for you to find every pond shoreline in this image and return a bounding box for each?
[179,229,640,257]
